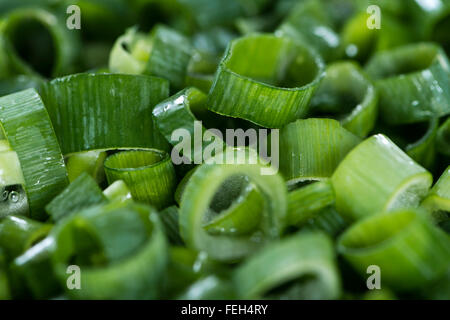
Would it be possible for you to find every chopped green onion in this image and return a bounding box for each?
[11,237,60,299]
[338,208,450,291]
[179,148,287,261]
[340,11,410,63]
[110,25,193,90]
[310,61,378,138]
[153,87,225,164]
[365,43,450,125]
[51,202,168,299]
[0,88,68,219]
[40,73,170,155]
[234,231,341,299]
[280,118,361,184]
[104,149,177,210]
[276,0,341,62]
[103,180,133,204]
[207,34,325,128]
[287,179,335,227]
[332,134,432,221]
[0,216,52,262]
[66,150,107,184]
[45,172,107,223]
[0,8,80,78]
[302,206,348,237]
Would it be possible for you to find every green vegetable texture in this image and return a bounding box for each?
[0,0,448,301]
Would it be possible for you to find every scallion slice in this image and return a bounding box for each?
[287,179,335,227]
[45,173,107,223]
[338,208,450,291]
[110,25,193,90]
[104,149,177,210]
[276,0,340,62]
[51,202,168,299]
[207,34,325,128]
[0,88,68,219]
[234,232,341,299]
[365,43,450,125]
[0,216,52,262]
[0,8,80,78]
[179,148,287,261]
[310,61,378,138]
[280,118,361,184]
[40,73,170,155]
[332,134,432,221]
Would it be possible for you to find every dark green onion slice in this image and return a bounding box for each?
[110,25,193,90]
[40,73,169,155]
[340,11,410,63]
[437,117,450,156]
[276,0,341,62]
[332,134,432,221]
[153,87,225,164]
[0,88,68,219]
[287,179,335,227]
[310,62,378,138]
[51,202,168,299]
[280,118,361,184]
[207,34,325,128]
[66,150,107,184]
[234,232,341,299]
[179,148,287,261]
[104,149,177,210]
[0,216,52,262]
[422,166,450,224]
[0,8,80,78]
[45,172,107,223]
[338,208,450,291]
[365,43,450,125]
